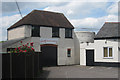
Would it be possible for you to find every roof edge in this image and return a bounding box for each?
[94,37,120,40]
[7,24,74,30]
[105,22,120,23]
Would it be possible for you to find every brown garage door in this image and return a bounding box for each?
[40,44,57,66]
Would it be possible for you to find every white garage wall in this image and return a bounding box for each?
[31,26,76,65]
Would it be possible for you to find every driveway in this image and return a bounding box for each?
[38,65,119,78]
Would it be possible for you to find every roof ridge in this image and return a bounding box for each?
[33,9,63,14]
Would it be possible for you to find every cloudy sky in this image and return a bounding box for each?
[1,0,119,41]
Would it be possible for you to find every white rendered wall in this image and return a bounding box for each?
[75,31,95,43]
[94,39,118,62]
[31,26,76,65]
[8,26,26,40]
[74,33,80,64]
[80,39,119,66]
[118,39,120,62]
[25,25,31,37]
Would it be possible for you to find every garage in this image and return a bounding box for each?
[40,44,57,66]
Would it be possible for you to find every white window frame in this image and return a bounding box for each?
[103,47,113,59]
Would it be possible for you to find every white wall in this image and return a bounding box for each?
[74,33,80,64]
[80,39,119,66]
[75,31,95,43]
[118,39,120,62]
[30,26,77,65]
[94,39,118,62]
[8,26,26,40]
[40,27,75,65]
[58,28,75,65]
[25,25,31,37]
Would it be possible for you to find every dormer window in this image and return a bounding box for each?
[31,26,40,37]
[65,28,72,38]
[52,27,59,37]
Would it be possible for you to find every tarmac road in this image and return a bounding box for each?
[38,65,119,78]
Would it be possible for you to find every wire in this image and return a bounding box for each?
[15,0,23,18]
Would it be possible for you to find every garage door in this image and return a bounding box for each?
[40,44,57,66]
[86,50,94,66]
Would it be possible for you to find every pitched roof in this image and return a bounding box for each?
[95,22,120,39]
[7,10,74,30]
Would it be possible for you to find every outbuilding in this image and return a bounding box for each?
[79,22,120,67]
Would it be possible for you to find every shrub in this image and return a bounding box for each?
[10,41,35,55]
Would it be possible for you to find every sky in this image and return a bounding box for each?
[0,0,119,41]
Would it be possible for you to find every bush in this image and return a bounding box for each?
[10,41,35,55]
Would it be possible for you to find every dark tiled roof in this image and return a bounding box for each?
[95,22,120,39]
[7,10,74,30]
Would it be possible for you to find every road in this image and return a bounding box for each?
[38,65,119,78]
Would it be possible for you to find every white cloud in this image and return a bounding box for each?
[2,14,21,28]
[2,0,119,2]
[0,14,21,41]
[44,2,108,19]
[107,2,118,15]
[70,14,118,30]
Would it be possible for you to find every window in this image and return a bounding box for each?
[52,27,59,37]
[103,47,113,58]
[67,49,71,57]
[65,28,72,38]
[31,26,40,37]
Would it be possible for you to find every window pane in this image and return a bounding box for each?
[32,26,40,37]
[65,29,72,38]
[104,47,108,57]
[52,28,59,37]
[109,48,112,57]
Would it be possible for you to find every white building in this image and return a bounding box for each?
[2,10,80,66]
[78,22,120,67]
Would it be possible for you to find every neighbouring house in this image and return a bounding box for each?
[1,10,80,66]
[79,22,120,67]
